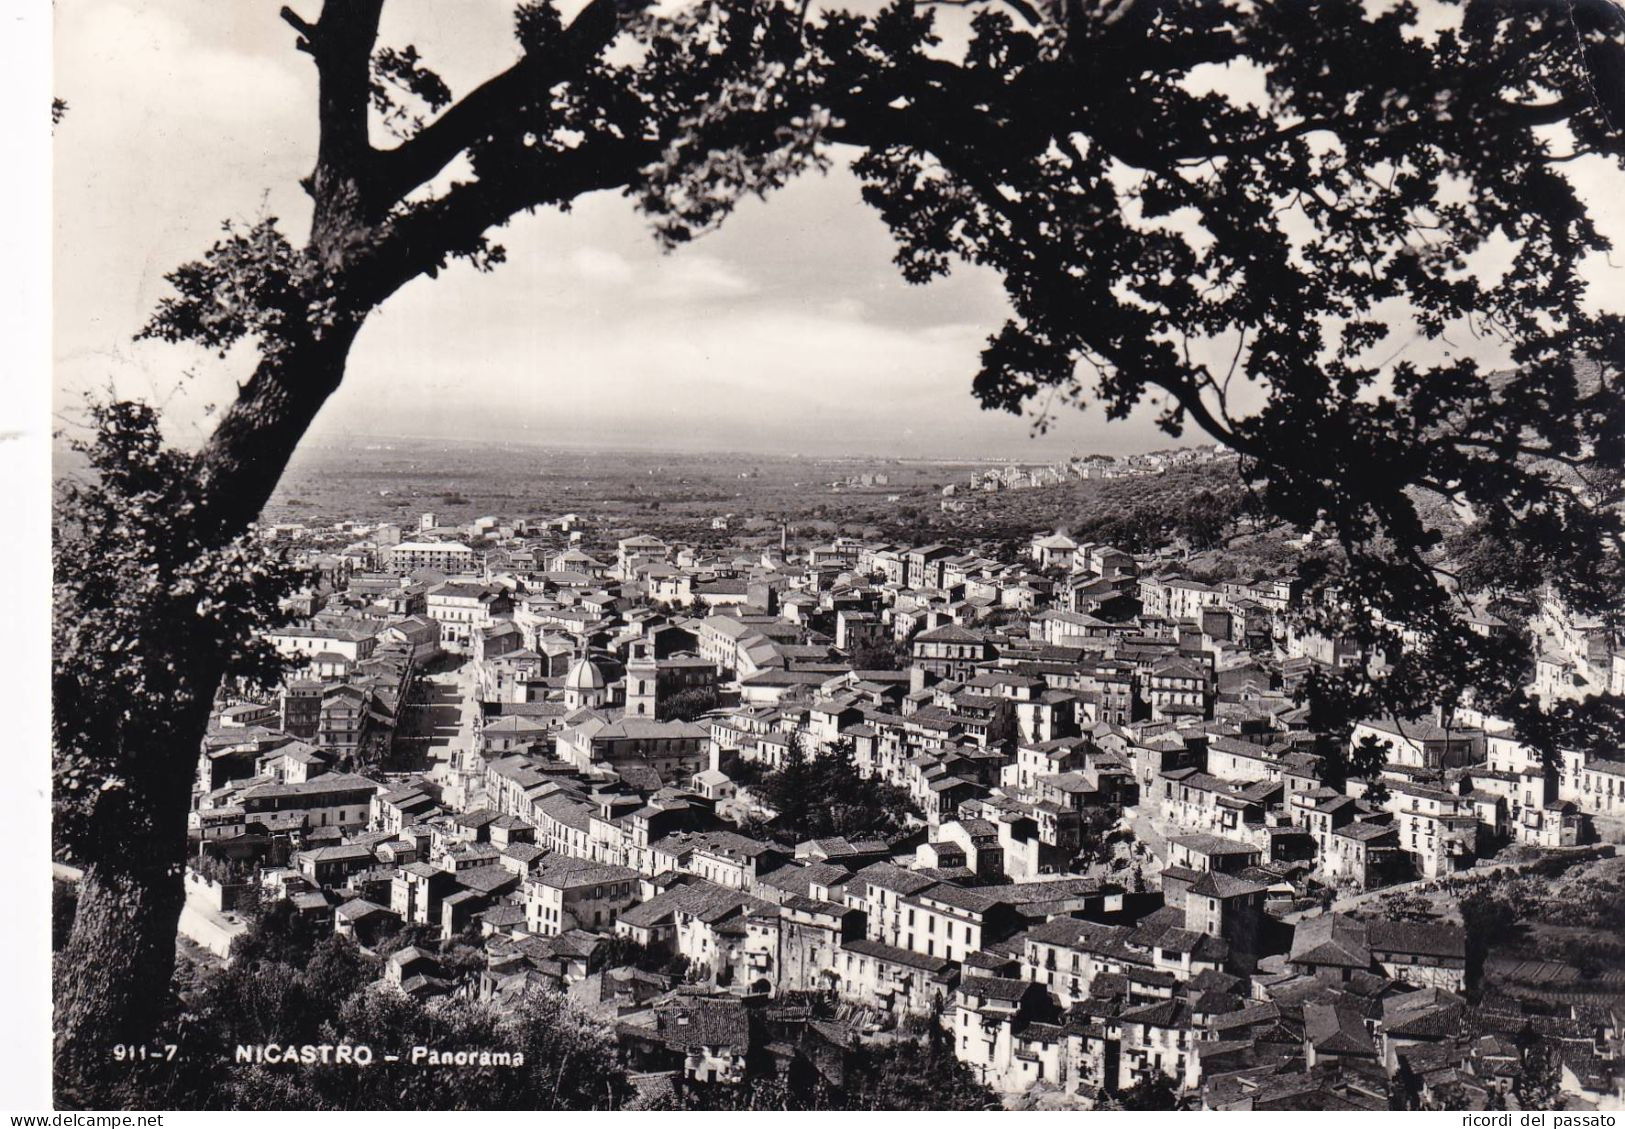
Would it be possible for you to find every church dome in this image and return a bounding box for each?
[565,656,607,691]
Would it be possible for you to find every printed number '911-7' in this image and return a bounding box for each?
[112,1044,178,1062]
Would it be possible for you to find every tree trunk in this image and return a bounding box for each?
[192,320,364,543]
[53,678,217,1106]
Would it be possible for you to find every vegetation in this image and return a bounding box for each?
[645,1019,999,1110]
[53,404,299,1091]
[846,637,912,672]
[840,1034,1001,1110]
[1108,1074,1184,1111]
[751,737,921,845]
[1441,524,1544,624]
[601,934,692,979]
[659,684,719,722]
[1514,1043,1563,1110]
[1460,887,1523,994]
[50,881,78,954]
[63,896,631,1110]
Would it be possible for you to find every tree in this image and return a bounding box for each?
[1111,1074,1182,1111]
[752,736,920,844]
[601,933,683,975]
[847,636,910,672]
[844,1036,1000,1110]
[1460,887,1523,993]
[1514,1041,1563,1110]
[56,0,1625,1086]
[815,737,920,840]
[1176,488,1239,551]
[1319,731,1396,802]
[659,683,719,721]
[54,404,297,1099]
[85,904,630,1109]
[644,1001,999,1111]
[50,880,78,954]
[754,731,816,834]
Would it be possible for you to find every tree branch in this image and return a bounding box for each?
[373,0,653,206]
[355,133,660,308]
[279,5,317,54]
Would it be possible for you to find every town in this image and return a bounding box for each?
[169,498,1625,1111]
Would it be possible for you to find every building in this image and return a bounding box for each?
[525,859,641,936]
[237,773,384,835]
[426,583,514,652]
[384,541,478,574]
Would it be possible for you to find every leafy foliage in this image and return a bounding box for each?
[752,737,920,844]
[1110,1073,1184,1110]
[659,684,719,721]
[602,934,690,978]
[132,3,1625,769]
[643,1026,998,1110]
[90,901,631,1110]
[138,219,319,361]
[140,2,1625,778]
[370,45,453,140]
[52,401,299,860]
[842,1026,1000,1109]
[846,637,912,671]
[1514,1042,1563,1109]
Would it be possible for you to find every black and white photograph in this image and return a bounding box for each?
[13,0,1625,1113]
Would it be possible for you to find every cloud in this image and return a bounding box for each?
[560,247,752,301]
[565,247,638,286]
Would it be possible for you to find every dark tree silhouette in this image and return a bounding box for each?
[659,684,719,721]
[1112,1074,1183,1111]
[754,736,920,843]
[54,404,297,1101]
[55,0,1625,1095]
[847,637,911,671]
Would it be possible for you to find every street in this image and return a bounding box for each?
[393,657,479,772]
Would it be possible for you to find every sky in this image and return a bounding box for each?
[52,0,1174,460]
[52,0,1625,460]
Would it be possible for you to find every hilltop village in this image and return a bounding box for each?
[179,508,1625,1110]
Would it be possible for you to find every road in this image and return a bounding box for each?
[394,659,479,772]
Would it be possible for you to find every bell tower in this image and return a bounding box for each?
[626,640,658,718]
